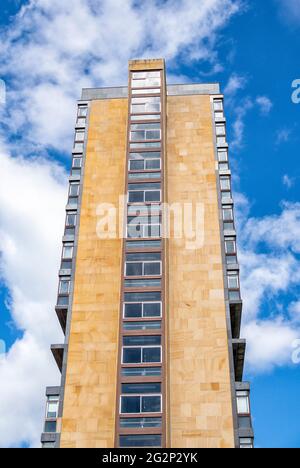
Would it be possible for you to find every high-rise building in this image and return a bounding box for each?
[41,59,254,449]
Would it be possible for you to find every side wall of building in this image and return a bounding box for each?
[167,94,235,448]
[60,98,127,448]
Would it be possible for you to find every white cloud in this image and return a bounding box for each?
[224,73,247,99]
[276,128,292,146]
[256,95,273,115]
[283,174,295,189]
[0,0,243,154]
[236,198,300,374]
[0,148,66,447]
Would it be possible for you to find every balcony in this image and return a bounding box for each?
[236,382,254,446]
[41,387,60,448]
[229,300,242,339]
[51,344,65,373]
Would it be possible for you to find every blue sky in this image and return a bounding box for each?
[0,0,300,448]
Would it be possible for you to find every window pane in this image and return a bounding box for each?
[126,252,161,262]
[146,159,161,170]
[228,275,239,289]
[47,401,59,419]
[124,303,142,318]
[122,348,141,364]
[125,278,161,288]
[44,421,57,433]
[145,191,161,202]
[126,263,143,276]
[237,396,250,414]
[225,240,236,254]
[78,106,88,117]
[66,214,76,226]
[121,396,140,414]
[63,246,73,259]
[238,416,252,429]
[122,383,161,394]
[130,160,144,171]
[144,262,161,276]
[123,336,161,346]
[142,347,161,363]
[124,292,161,302]
[73,157,82,168]
[69,184,79,196]
[123,321,161,331]
[143,302,161,317]
[121,367,161,377]
[120,417,162,429]
[119,434,161,448]
[59,280,70,294]
[128,191,144,203]
[142,396,161,413]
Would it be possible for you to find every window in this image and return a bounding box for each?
[122,383,161,394]
[237,391,250,414]
[121,367,161,377]
[228,272,239,289]
[226,255,238,265]
[72,157,82,168]
[123,321,161,331]
[240,438,253,449]
[131,97,161,114]
[128,182,161,203]
[129,156,161,172]
[124,302,162,318]
[59,279,70,295]
[125,252,161,277]
[215,111,224,120]
[223,207,233,221]
[127,223,161,239]
[119,434,162,448]
[73,143,84,153]
[238,416,252,429]
[42,442,55,449]
[126,240,162,250]
[44,421,57,433]
[221,191,232,202]
[218,149,228,162]
[214,100,223,111]
[229,290,241,301]
[78,106,88,117]
[126,251,161,261]
[131,114,160,121]
[217,136,226,146]
[225,238,236,254]
[75,130,85,142]
[220,176,231,191]
[76,117,86,126]
[124,292,161,302]
[69,183,80,197]
[132,88,160,95]
[219,162,229,171]
[216,123,226,136]
[46,396,59,419]
[124,278,161,288]
[62,244,73,260]
[130,142,161,149]
[120,395,162,414]
[130,123,161,142]
[132,72,161,89]
[66,213,77,227]
[120,417,162,429]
